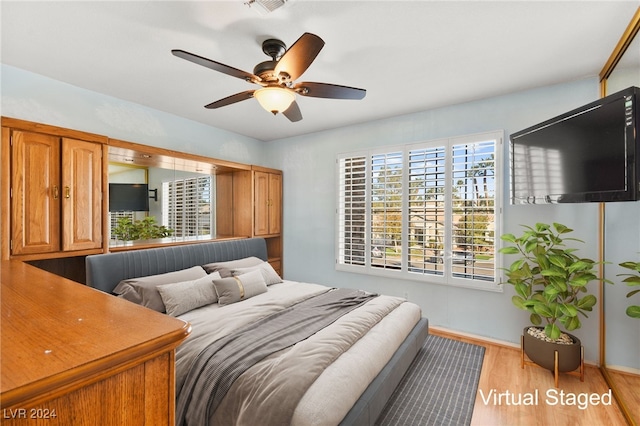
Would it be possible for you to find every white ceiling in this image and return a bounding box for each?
[1,1,638,141]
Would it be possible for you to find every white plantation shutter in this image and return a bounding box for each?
[407,145,446,276]
[336,131,501,291]
[338,156,367,266]
[163,176,213,238]
[450,139,496,283]
[370,151,403,270]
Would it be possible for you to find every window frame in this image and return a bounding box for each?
[336,130,504,292]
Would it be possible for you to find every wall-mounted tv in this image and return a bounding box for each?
[108,183,150,212]
[510,86,639,204]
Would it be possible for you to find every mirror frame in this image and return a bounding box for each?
[599,7,640,97]
[598,7,640,426]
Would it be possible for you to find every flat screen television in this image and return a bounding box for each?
[510,86,639,204]
[108,183,150,212]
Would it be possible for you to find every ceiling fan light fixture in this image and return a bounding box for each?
[254,87,295,115]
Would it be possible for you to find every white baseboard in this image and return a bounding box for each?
[605,364,640,376]
[429,325,520,349]
[428,325,603,366]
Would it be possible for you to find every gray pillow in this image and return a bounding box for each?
[213,269,268,306]
[157,272,222,317]
[232,262,283,286]
[113,266,207,312]
[202,256,265,277]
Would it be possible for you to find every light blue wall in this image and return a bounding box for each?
[266,78,612,362]
[1,64,266,165]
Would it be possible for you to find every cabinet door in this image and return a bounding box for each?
[267,173,282,235]
[61,138,102,251]
[254,171,282,236]
[254,171,270,236]
[10,131,61,255]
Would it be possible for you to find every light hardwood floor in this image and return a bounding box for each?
[429,328,630,426]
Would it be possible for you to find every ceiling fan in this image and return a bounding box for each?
[171,33,366,122]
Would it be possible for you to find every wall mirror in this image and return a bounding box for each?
[600,7,640,426]
[108,140,249,249]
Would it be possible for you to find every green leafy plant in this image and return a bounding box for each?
[499,222,608,341]
[111,216,173,241]
[618,260,640,319]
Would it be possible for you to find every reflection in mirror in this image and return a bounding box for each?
[108,145,220,247]
[157,167,214,242]
[600,7,640,426]
[108,164,149,242]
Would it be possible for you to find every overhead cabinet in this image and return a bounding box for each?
[6,124,105,257]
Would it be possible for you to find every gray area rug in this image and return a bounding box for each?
[376,334,485,426]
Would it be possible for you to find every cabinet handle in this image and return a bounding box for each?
[65,186,70,199]
[53,185,59,199]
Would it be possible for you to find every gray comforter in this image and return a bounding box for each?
[174,281,411,426]
[176,288,378,426]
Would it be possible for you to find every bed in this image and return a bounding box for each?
[86,238,428,426]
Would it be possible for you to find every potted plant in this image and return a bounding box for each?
[111,216,174,241]
[499,222,607,373]
[618,260,640,319]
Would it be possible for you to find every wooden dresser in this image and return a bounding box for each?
[0,261,191,425]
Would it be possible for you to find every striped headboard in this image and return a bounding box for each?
[86,238,268,293]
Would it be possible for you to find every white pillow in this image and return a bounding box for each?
[232,262,283,285]
[157,272,222,317]
[113,266,207,312]
[202,256,265,277]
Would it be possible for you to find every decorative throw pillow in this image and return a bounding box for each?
[113,266,207,312]
[232,262,283,285]
[202,256,265,277]
[157,272,222,317]
[213,269,268,306]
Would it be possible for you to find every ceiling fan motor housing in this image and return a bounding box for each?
[254,38,289,83]
[253,60,280,81]
[262,38,287,60]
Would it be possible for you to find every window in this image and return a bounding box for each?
[337,131,502,291]
[162,176,214,239]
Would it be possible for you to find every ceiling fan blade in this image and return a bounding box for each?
[293,82,366,100]
[172,49,261,84]
[274,33,325,81]
[205,90,255,109]
[282,101,302,122]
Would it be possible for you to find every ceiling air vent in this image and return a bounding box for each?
[245,0,287,15]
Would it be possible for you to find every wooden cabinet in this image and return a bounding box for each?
[1,117,283,274]
[61,138,103,251]
[252,168,282,275]
[229,167,283,275]
[0,260,190,426]
[2,119,106,259]
[10,131,60,255]
[254,170,282,236]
